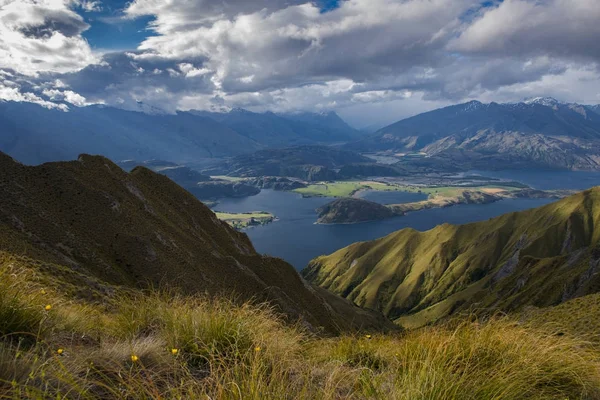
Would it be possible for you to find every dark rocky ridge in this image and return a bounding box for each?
[0,152,393,334]
[316,198,397,224]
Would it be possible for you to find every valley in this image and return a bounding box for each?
[2,152,600,399]
[3,108,600,398]
[211,169,600,269]
[4,2,600,397]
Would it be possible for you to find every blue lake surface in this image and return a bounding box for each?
[214,192,551,270]
[213,170,600,270]
[467,170,600,190]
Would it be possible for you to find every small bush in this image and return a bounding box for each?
[328,336,387,370]
[0,265,48,344]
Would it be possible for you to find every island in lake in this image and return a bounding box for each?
[316,198,395,224]
[316,184,575,224]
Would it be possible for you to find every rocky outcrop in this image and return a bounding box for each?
[316,198,397,224]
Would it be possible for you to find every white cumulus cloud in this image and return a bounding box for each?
[0,0,98,76]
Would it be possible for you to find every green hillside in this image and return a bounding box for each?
[304,187,600,328]
[521,292,600,344]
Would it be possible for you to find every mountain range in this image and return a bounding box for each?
[3,96,600,171]
[304,187,600,328]
[0,101,358,165]
[349,97,600,171]
[193,109,359,145]
[204,145,371,181]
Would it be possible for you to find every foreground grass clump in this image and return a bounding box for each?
[2,260,600,399]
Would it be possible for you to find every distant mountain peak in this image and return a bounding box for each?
[133,101,171,115]
[461,100,484,112]
[523,97,562,107]
[229,107,254,114]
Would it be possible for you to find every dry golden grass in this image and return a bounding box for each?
[2,260,600,399]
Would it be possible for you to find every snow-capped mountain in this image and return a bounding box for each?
[348,98,600,171]
[523,96,563,107]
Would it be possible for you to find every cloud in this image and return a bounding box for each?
[114,0,600,121]
[0,79,69,110]
[1,0,599,124]
[59,52,215,112]
[42,87,94,106]
[73,0,102,12]
[451,0,600,62]
[128,0,471,92]
[0,67,98,111]
[0,0,98,76]
[178,63,212,78]
[124,0,310,33]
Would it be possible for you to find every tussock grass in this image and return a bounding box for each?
[0,264,49,344]
[2,261,600,399]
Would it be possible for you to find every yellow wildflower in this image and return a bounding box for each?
[57,349,64,355]
[131,355,139,362]
[40,289,46,295]
[254,346,261,352]
[171,348,179,356]
[44,305,52,311]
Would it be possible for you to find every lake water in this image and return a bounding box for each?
[467,170,600,190]
[213,170,600,270]
[214,191,552,270]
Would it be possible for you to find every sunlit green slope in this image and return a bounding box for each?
[304,187,600,328]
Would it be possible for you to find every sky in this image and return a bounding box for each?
[0,0,599,128]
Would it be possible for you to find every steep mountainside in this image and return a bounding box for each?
[304,187,600,328]
[0,103,360,166]
[196,109,359,144]
[278,111,361,141]
[0,102,261,165]
[0,152,391,333]
[117,160,260,200]
[206,145,370,181]
[348,98,600,170]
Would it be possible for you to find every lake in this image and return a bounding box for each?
[213,170,600,270]
[466,170,600,190]
[213,192,550,270]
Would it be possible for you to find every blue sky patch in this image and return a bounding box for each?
[320,0,341,13]
[80,0,156,51]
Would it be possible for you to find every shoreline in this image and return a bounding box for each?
[315,188,577,225]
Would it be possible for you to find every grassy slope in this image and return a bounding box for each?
[522,292,600,344]
[2,256,600,399]
[304,187,600,328]
[293,180,526,199]
[0,152,389,335]
[215,211,275,229]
